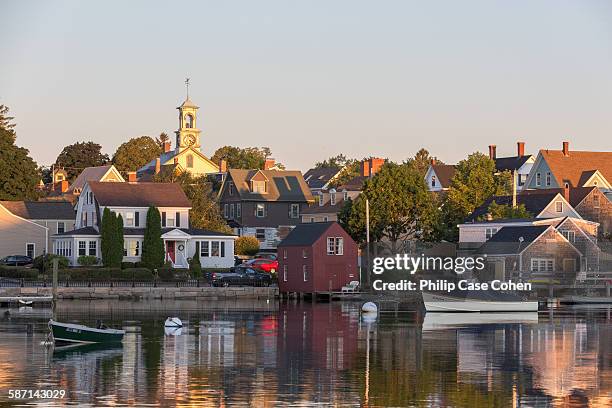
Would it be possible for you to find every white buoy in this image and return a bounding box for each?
[361,302,378,313]
[164,317,183,328]
[164,326,183,336]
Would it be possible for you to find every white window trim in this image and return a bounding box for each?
[25,242,35,258]
[555,201,563,213]
[303,265,308,281]
[256,203,265,218]
[531,258,554,272]
[57,221,65,234]
[283,265,287,282]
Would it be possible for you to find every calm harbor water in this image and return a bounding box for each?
[0,299,610,407]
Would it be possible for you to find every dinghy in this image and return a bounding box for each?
[49,320,125,344]
[164,317,183,328]
[422,290,538,312]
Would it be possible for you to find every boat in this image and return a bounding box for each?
[18,299,33,306]
[422,290,538,312]
[422,312,538,330]
[561,295,612,304]
[165,317,183,327]
[48,320,125,344]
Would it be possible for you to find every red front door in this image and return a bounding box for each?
[167,241,176,263]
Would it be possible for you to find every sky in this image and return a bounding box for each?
[1,0,611,171]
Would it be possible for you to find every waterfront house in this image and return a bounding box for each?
[53,181,236,268]
[0,201,75,259]
[277,222,358,295]
[218,166,314,250]
[487,142,535,189]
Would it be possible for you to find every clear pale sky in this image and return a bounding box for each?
[1,1,611,171]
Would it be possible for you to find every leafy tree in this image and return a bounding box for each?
[235,236,260,256]
[156,132,170,149]
[189,251,202,278]
[55,141,109,181]
[405,148,444,177]
[211,146,285,170]
[0,105,41,200]
[100,208,115,267]
[114,214,124,267]
[153,171,231,233]
[142,206,165,268]
[112,136,161,172]
[477,201,532,221]
[315,154,354,170]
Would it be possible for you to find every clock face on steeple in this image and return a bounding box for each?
[184,134,196,146]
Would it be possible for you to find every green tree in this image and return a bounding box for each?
[0,105,41,200]
[405,148,444,177]
[235,236,260,256]
[211,146,284,170]
[100,208,115,267]
[154,171,231,233]
[156,132,170,149]
[112,136,161,172]
[477,201,532,221]
[55,141,109,181]
[189,250,202,278]
[142,206,165,268]
[315,154,354,169]
[115,214,124,267]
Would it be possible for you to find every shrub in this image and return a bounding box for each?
[111,268,153,281]
[33,254,69,272]
[54,267,154,281]
[157,267,175,281]
[78,256,99,267]
[189,253,202,279]
[121,262,136,269]
[142,206,165,268]
[235,236,260,256]
[0,266,39,280]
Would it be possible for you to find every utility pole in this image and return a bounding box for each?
[365,198,370,288]
[512,170,517,208]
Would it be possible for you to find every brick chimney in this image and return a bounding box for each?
[218,159,227,173]
[562,141,569,157]
[361,160,370,177]
[517,141,525,157]
[127,171,137,183]
[369,158,384,176]
[563,182,570,202]
[173,157,179,165]
[263,158,275,170]
[430,158,436,166]
[155,158,161,174]
[488,145,497,160]
[163,141,171,153]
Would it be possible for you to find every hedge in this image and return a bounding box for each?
[50,267,155,282]
[0,266,40,280]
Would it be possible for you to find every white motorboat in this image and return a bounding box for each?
[422,291,538,312]
[422,312,538,331]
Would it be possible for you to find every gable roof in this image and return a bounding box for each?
[88,181,191,208]
[431,164,456,188]
[467,192,560,222]
[520,186,597,208]
[67,165,123,193]
[278,221,336,246]
[494,155,532,172]
[303,167,343,189]
[337,175,367,191]
[0,201,75,220]
[227,169,314,202]
[539,149,612,188]
[478,225,550,255]
[302,192,351,215]
[139,147,219,174]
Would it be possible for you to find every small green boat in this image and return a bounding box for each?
[49,319,125,344]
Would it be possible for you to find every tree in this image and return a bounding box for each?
[315,154,354,169]
[189,250,202,278]
[477,201,532,221]
[405,148,444,177]
[156,132,170,149]
[55,141,109,181]
[142,206,165,268]
[0,105,41,200]
[235,236,260,256]
[154,171,231,233]
[101,208,116,267]
[112,136,161,172]
[115,214,124,267]
[211,146,284,169]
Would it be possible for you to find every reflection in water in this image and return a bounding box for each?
[0,300,609,406]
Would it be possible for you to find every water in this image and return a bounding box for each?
[0,300,610,407]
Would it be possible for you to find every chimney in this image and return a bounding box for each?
[218,159,227,173]
[430,158,436,166]
[563,182,570,202]
[517,141,525,157]
[263,158,275,170]
[369,158,385,176]
[361,160,370,177]
[163,141,171,153]
[55,180,69,194]
[488,145,497,160]
[173,157,179,165]
[155,158,161,174]
[127,171,137,183]
[562,141,569,157]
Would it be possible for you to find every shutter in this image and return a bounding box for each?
[135,211,139,227]
[221,241,225,257]
[162,212,166,227]
[176,212,181,227]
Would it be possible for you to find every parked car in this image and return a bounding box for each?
[255,252,277,261]
[0,255,33,267]
[211,266,273,287]
[245,258,278,273]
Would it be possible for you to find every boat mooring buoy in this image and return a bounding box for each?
[164,317,183,328]
[361,302,378,313]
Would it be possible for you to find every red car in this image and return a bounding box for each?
[245,258,278,273]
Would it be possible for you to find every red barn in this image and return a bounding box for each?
[277,221,359,295]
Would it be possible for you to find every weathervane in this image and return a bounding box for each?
[185,77,190,99]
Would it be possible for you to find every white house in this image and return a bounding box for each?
[53,181,236,268]
[424,163,456,192]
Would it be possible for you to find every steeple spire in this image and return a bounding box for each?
[185,77,190,99]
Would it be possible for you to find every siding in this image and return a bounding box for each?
[0,206,47,258]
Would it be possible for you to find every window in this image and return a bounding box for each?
[135,211,140,227]
[236,203,241,218]
[185,114,194,128]
[83,212,88,227]
[330,192,336,206]
[57,174,64,181]
[283,249,287,259]
[125,212,134,227]
[594,193,600,208]
[224,204,229,218]
[343,190,348,201]
[336,237,344,255]
[290,204,300,219]
[536,173,541,186]
[26,243,35,258]
[186,154,194,168]
[230,204,235,219]
[200,241,210,257]
[211,241,220,257]
[518,174,526,186]
[89,241,97,256]
[78,241,87,256]
[327,237,344,255]
[256,203,265,218]
[485,228,498,240]
[57,222,65,234]
[229,182,234,196]
[323,216,329,222]
[162,211,166,227]
[256,229,266,240]
[251,180,267,193]
[199,240,224,257]
[125,240,140,257]
[546,172,551,186]
[283,265,287,282]
[555,201,563,213]
[166,212,175,227]
[55,240,72,257]
[302,249,308,258]
[303,265,308,281]
[220,241,226,257]
[531,258,554,272]
[561,230,575,242]
[431,176,436,187]
[319,193,324,206]
[310,217,315,223]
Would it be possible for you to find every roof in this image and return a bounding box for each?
[431,164,456,188]
[88,181,191,208]
[467,192,560,222]
[494,155,532,172]
[478,225,549,255]
[302,193,350,215]
[337,175,367,191]
[67,165,119,193]
[137,163,183,182]
[179,98,198,108]
[0,201,75,220]
[278,222,336,246]
[227,169,313,202]
[55,226,98,236]
[303,167,342,189]
[55,226,234,237]
[520,186,596,208]
[539,149,612,188]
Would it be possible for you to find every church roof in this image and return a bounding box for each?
[179,98,198,108]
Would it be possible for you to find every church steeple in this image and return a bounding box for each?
[175,78,202,152]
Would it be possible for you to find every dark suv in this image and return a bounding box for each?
[211,266,273,287]
[0,255,33,266]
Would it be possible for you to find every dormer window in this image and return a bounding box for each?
[431,176,436,187]
[319,193,324,206]
[251,180,267,193]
